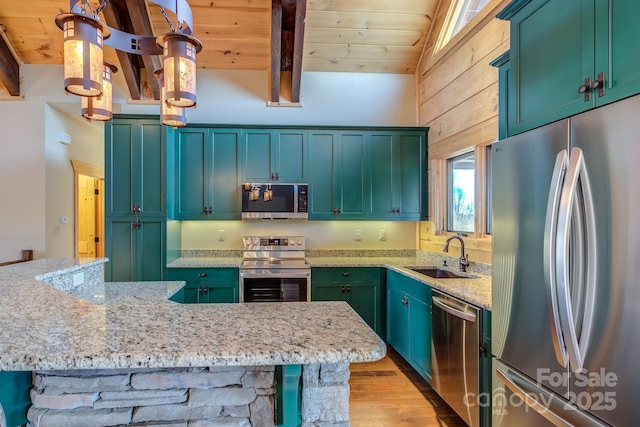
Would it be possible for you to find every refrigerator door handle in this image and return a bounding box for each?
[496,364,609,427]
[555,147,597,372]
[543,149,569,368]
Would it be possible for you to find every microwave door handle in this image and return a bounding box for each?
[555,148,597,372]
[543,149,569,368]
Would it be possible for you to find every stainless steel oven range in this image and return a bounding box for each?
[239,236,310,302]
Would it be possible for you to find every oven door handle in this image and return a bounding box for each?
[240,270,311,278]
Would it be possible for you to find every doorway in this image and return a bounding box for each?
[71,160,104,258]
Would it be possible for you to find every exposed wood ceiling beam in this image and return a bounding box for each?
[102,0,161,101]
[271,0,306,103]
[0,30,20,96]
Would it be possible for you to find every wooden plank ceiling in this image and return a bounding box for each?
[0,0,438,98]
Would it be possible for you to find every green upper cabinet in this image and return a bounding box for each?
[503,0,640,136]
[367,131,426,220]
[242,129,307,183]
[308,130,366,220]
[105,117,165,217]
[171,127,241,220]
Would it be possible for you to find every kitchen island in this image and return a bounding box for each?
[0,258,385,427]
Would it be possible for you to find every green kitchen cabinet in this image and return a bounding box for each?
[104,217,165,282]
[164,268,239,303]
[308,130,367,220]
[311,267,383,336]
[171,127,241,220]
[0,371,31,427]
[367,131,426,220]
[105,117,165,217]
[386,269,432,382]
[501,0,640,136]
[490,52,510,140]
[242,129,307,183]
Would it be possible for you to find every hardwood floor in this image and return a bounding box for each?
[349,346,468,427]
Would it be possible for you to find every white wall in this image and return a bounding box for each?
[44,105,103,258]
[181,220,418,250]
[111,69,418,126]
[0,64,418,262]
[0,102,46,262]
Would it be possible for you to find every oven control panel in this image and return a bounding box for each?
[243,236,305,250]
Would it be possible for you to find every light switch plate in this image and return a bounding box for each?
[355,230,362,241]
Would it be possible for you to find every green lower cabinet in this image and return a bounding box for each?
[164,268,239,303]
[0,371,31,427]
[386,270,431,382]
[105,217,165,282]
[311,267,383,336]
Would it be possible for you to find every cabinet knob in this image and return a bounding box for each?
[207,206,213,214]
[136,205,142,214]
[578,77,592,102]
[592,71,605,98]
[341,285,346,293]
[346,284,351,292]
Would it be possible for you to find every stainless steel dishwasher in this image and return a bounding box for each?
[431,289,480,427]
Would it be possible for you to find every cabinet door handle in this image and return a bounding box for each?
[346,284,351,292]
[341,272,350,277]
[199,273,208,277]
[275,172,279,181]
[591,71,605,98]
[131,220,137,229]
[578,77,591,102]
[208,206,213,214]
[136,205,141,214]
[341,285,346,293]
[337,207,342,214]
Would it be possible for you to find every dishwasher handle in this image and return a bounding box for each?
[432,296,476,322]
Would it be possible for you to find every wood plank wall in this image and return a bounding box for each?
[416,0,510,265]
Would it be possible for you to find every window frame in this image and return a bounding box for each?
[447,151,476,234]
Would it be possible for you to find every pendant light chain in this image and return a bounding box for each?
[159,7,176,33]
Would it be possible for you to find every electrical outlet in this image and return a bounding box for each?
[73,272,84,287]
[379,230,386,241]
[218,230,225,241]
[355,230,362,241]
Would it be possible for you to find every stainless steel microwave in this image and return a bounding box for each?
[241,183,308,219]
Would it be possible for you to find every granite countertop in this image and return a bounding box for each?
[168,255,492,310]
[0,259,386,371]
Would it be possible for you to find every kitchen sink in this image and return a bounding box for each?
[407,267,475,279]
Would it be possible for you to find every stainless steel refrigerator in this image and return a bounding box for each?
[492,94,640,426]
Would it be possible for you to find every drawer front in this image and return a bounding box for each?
[311,267,381,284]
[165,268,239,285]
[387,270,430,304]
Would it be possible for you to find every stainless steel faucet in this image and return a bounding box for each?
[443,235,470,272]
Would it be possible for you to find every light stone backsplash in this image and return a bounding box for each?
[34,263,104,294]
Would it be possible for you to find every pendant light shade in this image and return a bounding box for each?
[157,33,202,108]
[55,13,106,97]
[154,69,187,128]
[81,62,117,121]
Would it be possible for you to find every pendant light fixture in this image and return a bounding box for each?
[157,33,202,108]
[154,69,187,128]
[81,62,117,121]
[56,0,202,125]
[55,7,107,97]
